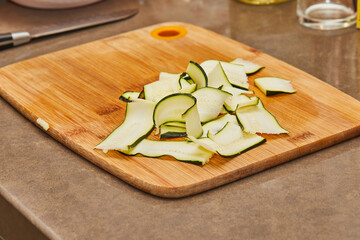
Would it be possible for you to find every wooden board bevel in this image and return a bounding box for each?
[1,22,360,198]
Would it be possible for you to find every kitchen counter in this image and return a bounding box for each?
[1,0,359,239]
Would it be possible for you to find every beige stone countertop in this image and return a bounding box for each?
[0,0,359,239]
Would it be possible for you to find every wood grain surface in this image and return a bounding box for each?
[1,22,360,198]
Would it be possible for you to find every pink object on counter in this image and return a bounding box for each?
[10,0,103,9]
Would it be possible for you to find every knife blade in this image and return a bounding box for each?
[0,8,138,48]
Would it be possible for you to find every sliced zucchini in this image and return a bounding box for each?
[235,99,289,134]
[220,62,249,90]
[179,78,196,93]
[206,62,232,89]
[119,91,141,102]
[158,72,195,94]
[201,113,238,137]
[120,139,213,165]
[153,93,196,133]
[160,125,187,138]
[210,127,266,157]
[95,99,156,152]
[97,57,294,165]
[209,122,243,145]
[201,60,249,89]
[224,95,259,113]
[192,87,231,122]
[186,61,207,89]
[182,103,203,138]
[200,60,219,75]
[143,79,180,102]
[159,72,181,82]
[230,58,264,75]
[236,96,259,109]
[221,86,255,112]
[221,86,253,96]
[163,121,186,128]
[191,122,266,158]
[188,136,217,153]
[254,77,296,96]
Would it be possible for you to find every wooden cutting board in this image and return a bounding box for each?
[1,22,360,198]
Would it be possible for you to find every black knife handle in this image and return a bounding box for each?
[0,33,13,49]
[0,32,31,49]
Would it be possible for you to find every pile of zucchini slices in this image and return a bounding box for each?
[95,58,296,165]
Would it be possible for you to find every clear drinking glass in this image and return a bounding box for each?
[297,0,357,30]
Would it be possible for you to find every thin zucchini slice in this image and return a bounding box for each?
[221,86,255,112]
[206,62,232,88]
[153,93,196,133]
[179,78,196,93]
[160,125,187,138]
[230,58,264,75]
[254,77,296,96]
[163,121,186,128]
[119,91,141,102]
[200,60,218,75]
[95,99,156,152]
[210,124,266,157]
[143,79,180,102]
[236,96,259,109]
[182,103,203,138]
[191,122,266,158]
[188,136,217,153]
[201,60,249,89]
[192,87,231,122]
[224,95,259,113]
[159,72,181,82]
[209,122,243,145]
[220,62,249,90]
[221,86,253,96]
[121,139,213,165]
[186,61,207,89]
[201,113,238,137]
[235,99,289,134]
